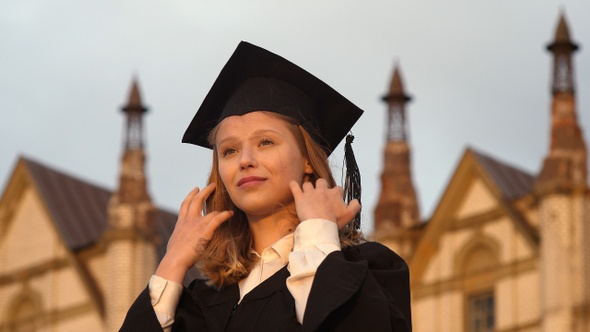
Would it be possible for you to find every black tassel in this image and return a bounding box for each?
[343,134,362,231]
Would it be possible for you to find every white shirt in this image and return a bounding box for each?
[149,218,340,330]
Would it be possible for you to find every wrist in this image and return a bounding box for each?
[155,254,193,284]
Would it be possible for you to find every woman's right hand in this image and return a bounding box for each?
[155,183,233,284]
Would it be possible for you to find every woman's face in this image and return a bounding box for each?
[215,111,312,218]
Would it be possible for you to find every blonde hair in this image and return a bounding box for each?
[198,112,363,288]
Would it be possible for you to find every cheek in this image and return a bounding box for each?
[218,165,240,202]
[217,163,233,187]
[281,157,306,182]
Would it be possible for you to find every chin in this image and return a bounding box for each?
[237,200,293,217]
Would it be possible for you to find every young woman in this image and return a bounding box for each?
[121,42,411,331]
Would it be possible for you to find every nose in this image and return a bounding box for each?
[239,147,257,170]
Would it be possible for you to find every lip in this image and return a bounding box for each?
[237,176,267,187]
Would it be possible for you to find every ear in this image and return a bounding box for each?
[304,159,314,175]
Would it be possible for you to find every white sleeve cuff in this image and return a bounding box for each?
[294,218,341,253]
[149,275,183,328]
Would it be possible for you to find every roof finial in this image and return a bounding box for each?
[383,60,411,103]
[547,10,578,52]
[124,76,146,112]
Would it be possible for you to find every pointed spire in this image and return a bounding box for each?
[121,78,148,151]
[383,64,411,103]
[555,15,570,43]
[127,79,143,109]
[374,61,420,236]
[382,62,412,142]
[536,13,587,193]
[546,12,579,95]
[109,76,154,221]
[105,76,157,331]
[108,75,154,224]
[550,12,578,49]
[122,78,148,114]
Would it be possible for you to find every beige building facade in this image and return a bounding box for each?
[374,14,590,332]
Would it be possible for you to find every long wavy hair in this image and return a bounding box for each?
[197,112,363,288]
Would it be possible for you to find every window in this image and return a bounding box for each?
[7,293,42,332]
[468,292,494,332]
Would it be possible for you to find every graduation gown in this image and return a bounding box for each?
[120,242,412,332]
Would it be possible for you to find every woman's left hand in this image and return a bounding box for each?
[289,178,361,229]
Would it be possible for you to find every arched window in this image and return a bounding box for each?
[462,244,497,275]
[7,292,43,332]
[455,236,499,332]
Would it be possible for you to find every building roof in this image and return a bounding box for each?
[23,156,177,257]
[470,148,535,200]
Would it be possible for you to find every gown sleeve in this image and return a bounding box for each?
[302,242,413,331]
[119,287,168,332]
[120,281,221,332]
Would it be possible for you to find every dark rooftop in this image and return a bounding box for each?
[23,157,177,257]
[470,148,535,200]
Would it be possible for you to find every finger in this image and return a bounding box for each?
[315,178,329,188]
[347,199,362,215]
[301,181,315,192]
[179,186,201,219]
[187,183,216,218]
[289,181,303,200]
[338,202,362,229]
[206,210,234,233]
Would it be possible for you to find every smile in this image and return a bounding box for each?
[237,176,267,187]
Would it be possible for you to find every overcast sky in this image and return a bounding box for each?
[2,1,590,233]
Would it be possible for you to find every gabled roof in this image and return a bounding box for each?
[24,158,112,250]
[410,147,538,283]
[17,156,177,257]
[470,148,535,200]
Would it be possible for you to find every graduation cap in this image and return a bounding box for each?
[182,41,363,230]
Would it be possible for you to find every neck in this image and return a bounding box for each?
[247,204,299,254]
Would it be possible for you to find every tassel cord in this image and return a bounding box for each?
[343,134,362,231]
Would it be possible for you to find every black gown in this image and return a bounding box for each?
[120,242,412,332]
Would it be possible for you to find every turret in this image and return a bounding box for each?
[535,13,590,331]
[104,78,158,330]
[535,13,587,192]
[373,63,420,259]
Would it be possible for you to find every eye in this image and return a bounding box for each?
[221,147,237,157]
[259,138,274,147]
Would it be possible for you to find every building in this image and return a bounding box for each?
[373,13,590,332]
[0,80,181,331]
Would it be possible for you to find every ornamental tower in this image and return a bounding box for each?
[535,13,590,331]
[373,64,420,259]
[536,13,587,190]
[104,79,158,330]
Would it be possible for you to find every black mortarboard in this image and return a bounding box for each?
[182,41,363,155]
[182,41,364,230]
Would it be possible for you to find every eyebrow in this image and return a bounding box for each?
[216,128,282,147]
